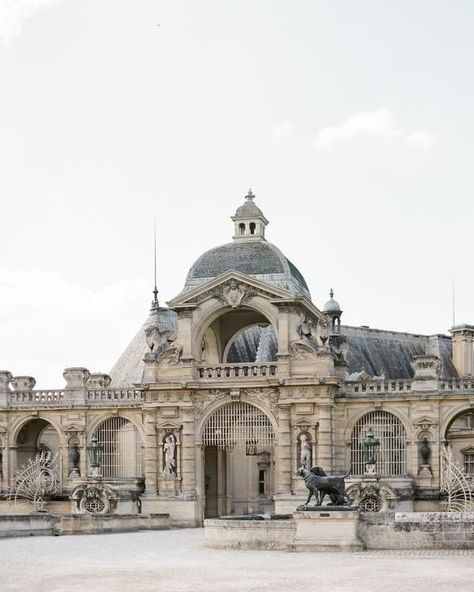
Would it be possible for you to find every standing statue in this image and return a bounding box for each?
[163,435,176,476]
[299,434,312,469]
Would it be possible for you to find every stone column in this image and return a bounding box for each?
[318,404,333,472]
[143,409,158,495]
[181,408,196,496]
[217,448,226,515]
[276,404,292,494]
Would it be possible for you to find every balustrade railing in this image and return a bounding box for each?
[197,363,278,380]
[344,380,412,395]
[87,389,144,403]
[8,390,65,405]
[439,378,474,392]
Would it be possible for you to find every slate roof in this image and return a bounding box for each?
[341,325,457,379]
[184,241,311,298]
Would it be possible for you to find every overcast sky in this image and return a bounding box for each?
[1,1,473,387]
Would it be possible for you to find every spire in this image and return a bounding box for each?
[152,217,159,309]
[246,188,255,201]
[330,288,334,299]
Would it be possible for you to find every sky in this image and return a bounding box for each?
[1,0,474,388]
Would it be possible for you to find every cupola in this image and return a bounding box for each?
[232,189,268,241]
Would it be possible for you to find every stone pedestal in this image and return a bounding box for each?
[289,507,364,552]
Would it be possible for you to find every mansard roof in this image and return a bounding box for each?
[343,326,457,380]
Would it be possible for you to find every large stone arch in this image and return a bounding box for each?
[440,404,474,440]
[191,298,279,362]
[9,413,65,449]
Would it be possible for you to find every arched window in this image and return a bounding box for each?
[249,222,256,235]
[93,417,142,478]
[239,223,245,235]
[351,411,407,476]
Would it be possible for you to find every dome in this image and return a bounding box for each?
[233,188,267,221]
[184,241,311,298]
[323,289,341,313]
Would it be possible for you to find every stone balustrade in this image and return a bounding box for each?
[438,378,474,392]
[8,390,65,405]
[197,363,278,380]
[344,380,413,395]
[87,389,145,403]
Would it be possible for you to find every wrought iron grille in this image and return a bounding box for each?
[351,411,407,476]
[94,417,142,478]
[202,403,275,449]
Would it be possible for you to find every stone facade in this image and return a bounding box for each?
[1,190,474,526]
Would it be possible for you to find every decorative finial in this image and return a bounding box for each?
[246,188,255,201]
[152,217,159,308]
[330,288,334,299]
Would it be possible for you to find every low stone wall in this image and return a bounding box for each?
[0,513,170,538]
[204,518,295,550]
[205,512,474,551]
[359,512,474,550]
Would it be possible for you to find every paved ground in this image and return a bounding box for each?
[1,529,473,592]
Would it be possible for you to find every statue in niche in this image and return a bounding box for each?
[299,434,312,469]
[163,435,177,476]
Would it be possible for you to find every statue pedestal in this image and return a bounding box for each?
[289,507,364,552]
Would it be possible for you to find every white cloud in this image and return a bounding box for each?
[0,267,149,387]
[271,120,297,139]
[0,0,63,44]
[314,108,438,151]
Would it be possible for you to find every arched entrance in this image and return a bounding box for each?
[15,419,60,472]
[445,410,474,475]
[202,402,275,517]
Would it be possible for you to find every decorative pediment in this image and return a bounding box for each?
[168,271,300,309]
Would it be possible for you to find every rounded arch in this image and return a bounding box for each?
[13,416,63,474]
[441,405,474,441]
[10,414,65,449]
[349,409,408,476]
[197,397,279,444]
[192,300,278,362]
[344,407,411,443]
[86,411,145,441]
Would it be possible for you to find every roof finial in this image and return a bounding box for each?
[246,188,255,201]
[152,217,159,308]
[330,288,334,299]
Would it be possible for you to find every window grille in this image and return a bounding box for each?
[351,411,407,476]
[94,417,142,478]
[202,403,275,449]
[464,451,474,475]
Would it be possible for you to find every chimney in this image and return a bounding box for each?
[450,324,474,377]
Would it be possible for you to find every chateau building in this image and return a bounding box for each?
[1,190,474,524]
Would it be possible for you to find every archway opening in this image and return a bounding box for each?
[446,410,474,475]
[350,411,407,476]
[16,419,60,471]
[202,402,275,517]
[93,417,143,479]
[206,308,276,364]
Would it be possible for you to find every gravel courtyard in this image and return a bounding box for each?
[1,528,473,592]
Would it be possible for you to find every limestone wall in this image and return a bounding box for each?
[359,512,474,549]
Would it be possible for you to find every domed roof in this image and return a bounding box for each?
[233,189,266,220]
[184,241,311,298]
[323,289,341,313]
